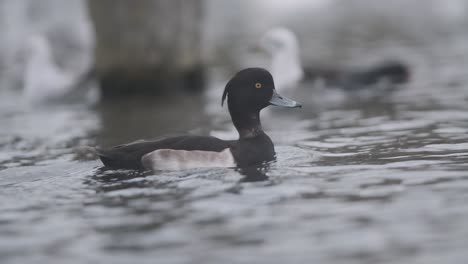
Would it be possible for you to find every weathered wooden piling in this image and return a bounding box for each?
[87,0,204,98]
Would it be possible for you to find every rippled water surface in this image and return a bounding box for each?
[1,41,468,264]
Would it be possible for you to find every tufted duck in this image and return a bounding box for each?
[97,68,301,171]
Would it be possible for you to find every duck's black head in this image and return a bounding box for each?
[222,68,301,110]
[222,68,301,138]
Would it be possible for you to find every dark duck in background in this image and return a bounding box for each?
[304,61,410,91]
[97,68,301,171]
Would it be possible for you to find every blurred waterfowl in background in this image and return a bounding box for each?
[304,60,410,92]
[257,26,410,94]
[22,34,97,105]
[257,27,304,92]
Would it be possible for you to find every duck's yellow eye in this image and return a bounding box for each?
[255,83,262,89]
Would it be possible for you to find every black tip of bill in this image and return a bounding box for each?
[269,89,302,108]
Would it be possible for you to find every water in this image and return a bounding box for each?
[1,43,468,264]
[2,21,468,264]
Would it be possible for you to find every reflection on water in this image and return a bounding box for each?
[1,41,468,263]
[96,94,212,147]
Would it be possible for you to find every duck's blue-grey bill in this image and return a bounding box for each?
[269,90,302,108]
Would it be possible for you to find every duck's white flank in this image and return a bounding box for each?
[141,148,236,171]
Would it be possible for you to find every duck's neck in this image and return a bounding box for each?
[229,108,263,139]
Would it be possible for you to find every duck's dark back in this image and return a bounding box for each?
[97,135,233,169]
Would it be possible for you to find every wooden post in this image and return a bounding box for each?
[87,0,205,98]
